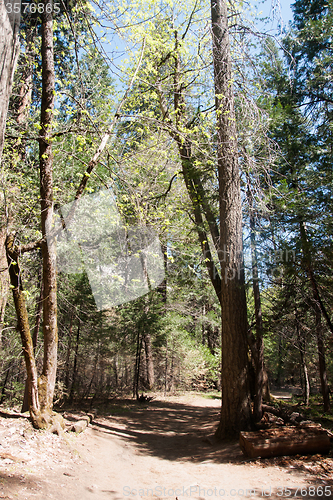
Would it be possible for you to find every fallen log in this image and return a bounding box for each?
[65,413,94,434]
[68,415,90,434]
[261,404,304,424]
[240,424,331,458]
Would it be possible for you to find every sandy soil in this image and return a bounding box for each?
[0,394,332,500]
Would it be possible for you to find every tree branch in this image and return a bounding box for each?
[74,38,146,202]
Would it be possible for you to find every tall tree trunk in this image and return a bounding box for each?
[277,333,283,387]
[157,49,222,306]
[69,319,80,403]
[5,3,57,425]
[0,227,9,344]
[211,0,252,438]
[246,175,265,422]
[22,268,43,413]
[38,0,58,417]
[133,328,142,399]
[164,337,168,395]
[13,20,35,164]
[64,313,73,391]
[82,344,99,401]
[296,310,310,406]
[0,0,20,162]
[299,222,333,336]
[113,354,119,389]
[32,268,44,351]
[0,366,10,404]
[125,357,129,388]
[202,304,206,346]
[299,221,330,411]
[140,346,148,387]
[301,358,310,406]
[157,244,167,303]
[5,235,40,423]
[1,10,34,347]
[16,36,33,127]
[143,333,155,390]
[314,303,330,412]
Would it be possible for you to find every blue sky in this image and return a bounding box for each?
[250,0,294,39]
[260,0,294,27]
[275,0,293,24]
[279,0,293,21]
[91,0,296,94]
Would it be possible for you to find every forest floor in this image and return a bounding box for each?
[0,393,332,500]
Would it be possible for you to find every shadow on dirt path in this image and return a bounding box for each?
[0,394,332,499]
[92,397,242,463]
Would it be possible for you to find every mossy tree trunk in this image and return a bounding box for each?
[6,0,60,429]
[5,236,41,423]
[0,226,9,343]
[22,268,43,413]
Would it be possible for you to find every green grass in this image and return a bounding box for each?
[270,393,333,431]
[200,391,221,400]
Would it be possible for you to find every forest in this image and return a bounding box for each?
[0,0,332,441]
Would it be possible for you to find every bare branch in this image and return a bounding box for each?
[18,240,43,254]
[181,0,198,40]
[74,37,146,201]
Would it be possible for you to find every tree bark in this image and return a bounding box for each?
[299,222,333,336]
[0,0,21,162]
[0,0,20,341]
[211,0,252,438]
[5,235,40,424]
[22,268,43,413]
[38,0,58,417]
[246,174,265,421]
[295,310,310,406]
[155,0,251,434]
[82,344,99,401]
[143,333,155,390]
[16,38,33,127]
[64,312,73,391]
[0,366,10,404]
[301,347,310,406]
[299,221,330,411]
[169,336,175,392]
[0,226,9,344]
[113,354,119,389]
[69,319,80,403]
[314,303,330,412]
[157,244,167,303]
[133,330,142,399]
[164,337,168,395]
[11,18,35,165]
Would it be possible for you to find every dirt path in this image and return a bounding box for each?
[0,394,332,499]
